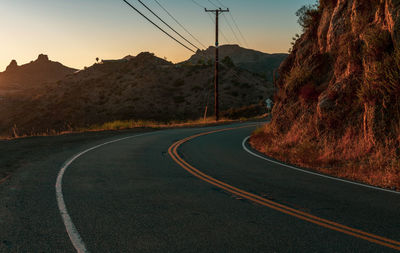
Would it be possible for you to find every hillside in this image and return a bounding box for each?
[0,52,273,136]
[251,0,400,189]
[185,44,287,81]
[0,54,76,91]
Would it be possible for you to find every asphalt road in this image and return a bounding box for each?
[0,122,399,252]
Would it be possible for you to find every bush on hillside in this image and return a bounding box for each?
[296,2,321,32]
[284,65,313,96]
[222,56,235,68]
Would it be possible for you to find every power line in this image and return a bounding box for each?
[205,1,233,45]
[189,1,262,86]
[191,0,206,8]
[227,12,249,47]
[206,12,230,44]
[214,0,227,8]
[189,0,230,45]
[188,2,266,95]
[213,0,249,47]
[122,0,263,120]
[134,0,200,51]
[153,0,207,49]
[122,0,196,53]
[207,0,219,8]
[221,13,243,45]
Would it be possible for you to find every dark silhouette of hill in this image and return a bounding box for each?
[185,44,288,81]
[0,54,76,90]
[0,52,273,136]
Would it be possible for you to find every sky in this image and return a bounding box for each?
[0,0,316,71]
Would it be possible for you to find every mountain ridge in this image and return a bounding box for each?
[185,44,288,81]
[0,54,76,90]
[0,51,273,136]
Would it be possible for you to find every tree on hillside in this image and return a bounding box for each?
[222,56,235,68]
[296,2,320,31]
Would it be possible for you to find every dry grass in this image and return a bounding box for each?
[251,121,400,191]
[79,117,237,131]
[3,116,263,140]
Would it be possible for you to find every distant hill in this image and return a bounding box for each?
[185,44,288,81]
[0,52,273,136]
[0,54,76,90]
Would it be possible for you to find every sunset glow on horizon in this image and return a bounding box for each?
[1,0,316,71]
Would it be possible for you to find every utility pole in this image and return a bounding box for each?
[205,7,229,121]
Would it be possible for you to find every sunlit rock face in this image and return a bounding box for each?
[272,0,400,144]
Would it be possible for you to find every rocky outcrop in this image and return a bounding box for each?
[36,54,49,63]
[273,0,400,143]
[5,60,18,72]
[251,0,400,189]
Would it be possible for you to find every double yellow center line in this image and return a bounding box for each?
[168,126,400,251]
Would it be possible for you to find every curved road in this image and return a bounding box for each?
[0,122,399,252]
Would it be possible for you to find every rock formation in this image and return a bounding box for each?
[5,60,18,72]
[251,0,400,189]
[274,0,400,143]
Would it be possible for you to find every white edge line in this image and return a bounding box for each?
[55,132,156,253]
[242,136,400,195]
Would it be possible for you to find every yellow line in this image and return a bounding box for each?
[168,126,400,251]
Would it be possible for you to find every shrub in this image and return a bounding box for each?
[359,53,400,105]
[284,65,313,95]
[296,2,321,31]
[222,56,235,68]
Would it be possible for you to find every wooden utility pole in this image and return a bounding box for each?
[205,8,229,121]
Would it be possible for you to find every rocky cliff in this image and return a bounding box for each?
[251,0,400,189]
